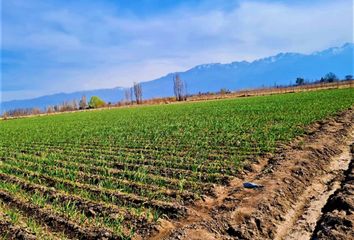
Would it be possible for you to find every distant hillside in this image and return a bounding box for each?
[1,88,125,113]
[1,43,353,113]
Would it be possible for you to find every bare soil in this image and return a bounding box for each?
[311,144,354,240]
[0,190,119,240]
[147,108,354,240]
[0,219,37,240]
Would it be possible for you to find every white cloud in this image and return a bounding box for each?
[1,0,353,101]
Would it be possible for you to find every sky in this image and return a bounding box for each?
[1,0,353,102]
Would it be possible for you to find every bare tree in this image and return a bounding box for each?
[32,108,41,115]
[5,108,41,117]
[133,82,143,104]
[129,87,134,104]
[59,101,77,112]
[124,88,132,104]
[46,106,54,114]
[2,112,8,120]
[130,87,134,104]
[79,95,87,109]
[72,100,78,110]
[173,74,187,101]
[184,81,188,100]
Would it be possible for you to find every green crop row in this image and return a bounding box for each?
[0,88,353,239]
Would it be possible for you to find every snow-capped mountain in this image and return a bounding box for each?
[1,43,353,112]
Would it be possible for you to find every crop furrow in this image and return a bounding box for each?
[0,190,122,240]
[0,164,187,218]
[1,143,260,164]
[2,147,243,175]
[1,156,212,194]
[0,219,37,240]
[0,172,153,229]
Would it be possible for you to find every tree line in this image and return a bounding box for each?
[2,74,187,118]
[295,72,353,86]
[2,72,352,119]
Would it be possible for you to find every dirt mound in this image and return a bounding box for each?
[311,144,354,240]
[148,109,354,240]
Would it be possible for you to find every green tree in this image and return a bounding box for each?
[345,75,353,80]
[295,77,305,85]
[89,96,106,108]
[220,88,231,94]
[323,72,338,82]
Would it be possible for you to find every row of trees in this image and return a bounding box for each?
[2,108,41,118]
[123,74,188,104]
[3,72,352,119]
[2,95,108,119]
[3,74,189,118]
[296,72,353,85]
[50,97,106,111]
[124,82,143,105]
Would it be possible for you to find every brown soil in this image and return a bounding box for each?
[147,108,354,240]
[0,173,152,230]
[0,219,37,240]
[311,144,354,240]
[1,165,186,219]
[0,190,122,240]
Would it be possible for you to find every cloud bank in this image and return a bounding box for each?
[1,0,353,101]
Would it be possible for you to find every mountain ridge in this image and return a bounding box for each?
[1,43,353,112]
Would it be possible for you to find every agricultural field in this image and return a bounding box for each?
[0,88,353,239]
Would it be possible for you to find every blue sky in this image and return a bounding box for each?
[1,0,353,102]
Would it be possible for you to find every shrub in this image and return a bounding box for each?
[89,96,106,108]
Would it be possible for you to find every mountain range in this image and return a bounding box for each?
[1,43,353,113]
